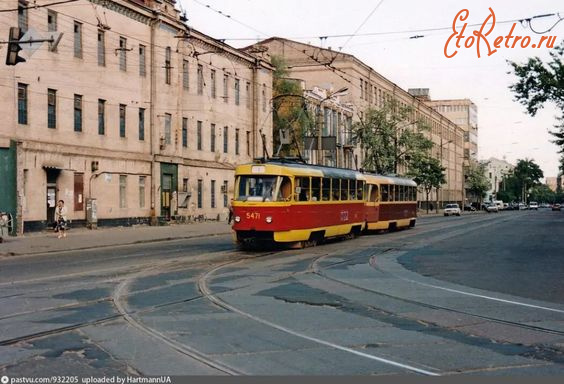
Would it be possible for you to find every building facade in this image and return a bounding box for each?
[546,176,563,193]
[249,37,465,207]
[0,0,272,234]
[483,157,514,201]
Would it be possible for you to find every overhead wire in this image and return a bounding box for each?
[339,0,385,51]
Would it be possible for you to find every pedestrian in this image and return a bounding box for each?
[55,200,68,238]
[227,198,234,224]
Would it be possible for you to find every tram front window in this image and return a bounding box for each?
[237,175,279,201]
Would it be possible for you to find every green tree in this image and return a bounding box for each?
[508,41,564,153]
[466,161,491,208]
[513,158,544,203]
[529,184,556,203]
[408,156,446,213]
[352,100,432,175]
[271,55,314,158]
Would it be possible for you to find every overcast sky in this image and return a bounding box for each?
[180,0,564,177]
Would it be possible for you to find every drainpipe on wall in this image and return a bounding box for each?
[150,12,159,226]
[252,58,259,159]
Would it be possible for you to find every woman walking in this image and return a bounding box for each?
[55,200,68,238]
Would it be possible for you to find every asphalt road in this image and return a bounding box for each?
[1,211,564,376]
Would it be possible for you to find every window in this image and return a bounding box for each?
[223,74,228,103]
[223,126,228,153]
[119,104,126,138]
[47,89,56,129]
[246,82,251,109]
[97,31,105,66]
[98,99,105,135]
[223,180,228,207]
[311,178,321,201]
[296,177,310,201]
[74,94,82,132]
[197,64,203,95]
[246,131,251,156]
[138,108,145,141]
[210,123,216,152]
[17,83,27,125]
[48,10,57,51]
[74,22,82,58]
[182,60,189,89]
[182,178,188,192]
[197,179,203,209]
[235,79,240,105]
[210,70,216,98]
[197,121,202,150]
[341,179,349,200]
[139,176,145,208]
[182,118,188,148]
[321,178,331,201]
[139,45,146,76]
[119,37,127,71]
[235,129,240,155]
[165,47,171,85]
[119,175,127,208]
[164,113,171,144]
[211,180,216,209]
[381,184,389,202]
[18,1,28,32]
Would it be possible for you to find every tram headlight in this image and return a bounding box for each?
[234,216,241,223]
[265,216,273,224]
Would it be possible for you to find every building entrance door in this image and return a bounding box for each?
[161,174,172,220]
[45,168,61,225]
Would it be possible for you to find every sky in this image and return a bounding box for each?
[179,0,564,177]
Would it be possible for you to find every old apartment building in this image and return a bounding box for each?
[0,0,272,234]
[247,37,465,207]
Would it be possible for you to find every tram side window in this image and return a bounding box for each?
[321,178,331,201]
[341,179,349,200]
[350,179,357,200]
[398,185,404,201]
[296,177,310,201]
[370,184,379,202]
[311,177,321,201]
[332,179,340,201]
[381,184,389,202]
[357,181,364,200]
[279,176,292,201]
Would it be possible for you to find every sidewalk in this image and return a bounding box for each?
[0,221,234,257]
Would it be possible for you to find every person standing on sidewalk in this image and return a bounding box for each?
[227,198,234,224]
[55,200,68,238]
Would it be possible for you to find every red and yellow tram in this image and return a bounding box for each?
[231,160,417,247]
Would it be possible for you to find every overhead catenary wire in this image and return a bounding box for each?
[339,0,385,51]
[0,0,80,13]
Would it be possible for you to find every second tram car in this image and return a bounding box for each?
[232,160,417,247]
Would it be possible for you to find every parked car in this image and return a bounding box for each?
[518,203,527,210]
[552,203,561,211]
[529,201,539,210]
[486,203,499,213]
[444,203,461,216]
[464,204,476,211]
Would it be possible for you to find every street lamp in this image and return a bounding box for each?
[438,138,452,208]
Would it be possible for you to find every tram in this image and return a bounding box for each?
[231,160,417,247]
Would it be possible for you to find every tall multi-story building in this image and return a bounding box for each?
[424,97,478,164]
[0,0,272,234]
[248,37,465,207]
[546,176,563,192]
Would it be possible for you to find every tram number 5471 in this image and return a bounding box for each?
[246,212,261,220]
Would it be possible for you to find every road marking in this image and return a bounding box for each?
[199,266,440,376]
[400,278,564,314]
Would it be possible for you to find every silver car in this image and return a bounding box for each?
[444,204,461,216]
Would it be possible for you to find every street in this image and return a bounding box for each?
[1,211,564,376]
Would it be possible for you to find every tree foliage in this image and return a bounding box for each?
[508,40,564,153]
[466,161,491,203]
[407,156,446,213]
[351,100,432,175]
[271,55,314,158]
[497,159,544,203]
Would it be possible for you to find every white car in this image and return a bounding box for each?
[529,201,539,210]
[486,203,499,213]
[444,203,461,216]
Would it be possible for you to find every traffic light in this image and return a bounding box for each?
[6,27,26,66]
